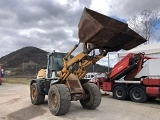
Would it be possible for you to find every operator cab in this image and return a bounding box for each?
[46,52,67,79]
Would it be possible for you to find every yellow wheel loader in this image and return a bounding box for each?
[30,7,146,116]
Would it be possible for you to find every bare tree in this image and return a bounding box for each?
[128,10,160,44]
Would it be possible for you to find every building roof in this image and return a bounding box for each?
[118,43,160,57]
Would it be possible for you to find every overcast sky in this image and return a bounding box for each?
[0,0,160,67]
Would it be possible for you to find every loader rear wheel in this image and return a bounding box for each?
[129,87,148,103]
[30,83,45,105]
[48,84,71,116]
[80,83,101,109]
[113,86,127,100]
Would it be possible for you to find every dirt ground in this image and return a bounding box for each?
[0,83,160,120]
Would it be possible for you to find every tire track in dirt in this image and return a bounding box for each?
[3,98,21,104]
[7,105,47,120]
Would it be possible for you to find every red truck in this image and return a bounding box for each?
[96,53,160,102]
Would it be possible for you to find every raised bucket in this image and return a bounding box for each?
[78,8,147,51]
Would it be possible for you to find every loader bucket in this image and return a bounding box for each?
[78,8,147,51]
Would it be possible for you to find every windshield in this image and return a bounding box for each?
[50,52,67,71]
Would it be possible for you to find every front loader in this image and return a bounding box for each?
[30,7,147,116]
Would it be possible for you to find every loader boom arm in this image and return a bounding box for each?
[59,44,107,81]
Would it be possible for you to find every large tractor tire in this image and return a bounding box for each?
[30,83,45,105]
[129,86,148,103]
[48,84,71,116]
[113,86,127,100]
[80,83,101,109]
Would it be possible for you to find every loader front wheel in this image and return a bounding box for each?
[80,83,101,109]
[48,84,71,116]
[30,83,45,105]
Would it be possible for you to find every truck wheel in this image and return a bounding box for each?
[113,86,127,100]
[30,83,45,105]
[80,83,101,109]
[48,84,71,116]
[129,87,148,103]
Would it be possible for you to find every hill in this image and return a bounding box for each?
[0,46,48,76]
[0,46,111,76]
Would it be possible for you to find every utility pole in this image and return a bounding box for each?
[107,53,110,72]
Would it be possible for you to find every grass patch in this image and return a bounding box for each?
[2,77,32,84]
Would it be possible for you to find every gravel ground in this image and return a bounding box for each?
[0,83,160,120]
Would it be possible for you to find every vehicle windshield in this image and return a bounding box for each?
[51,52,67,71]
